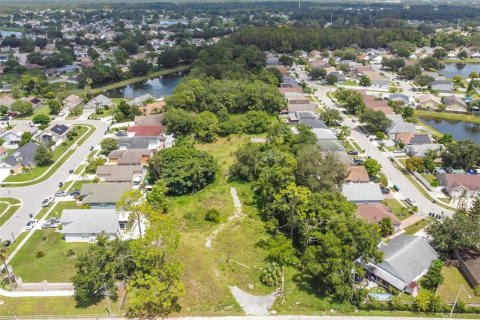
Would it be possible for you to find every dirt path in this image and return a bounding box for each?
[229,286,276,316]
[205,187,243,249]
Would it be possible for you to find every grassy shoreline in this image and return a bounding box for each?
[416,109,480,125]
[71,64,191,95]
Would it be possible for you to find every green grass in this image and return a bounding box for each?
[14,105,51,120]
[436,266,480,304]
[0,296,122,317]
[6,231,28,256]
[70,65,191,96]
[403,217,432,235]
[421,173,437,185]
[0,203,21,228]
[46,201,78,219]
[340,80,358,86]
[9,229,90,282]
[416,109,480,125]
[383,199,411,221]
[3,125,93,185]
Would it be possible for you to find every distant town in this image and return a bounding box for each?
[0,1,480,318]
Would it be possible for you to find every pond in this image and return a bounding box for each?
[420,117,480,143]
[438,63,480,79]
[105,72,184,99]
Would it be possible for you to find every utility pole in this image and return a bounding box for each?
[450,284,462,317]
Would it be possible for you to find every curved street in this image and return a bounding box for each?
[0,119,108,242]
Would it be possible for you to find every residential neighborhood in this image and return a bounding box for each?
[0,0,480,318]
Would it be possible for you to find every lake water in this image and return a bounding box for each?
[0,30,22,37]
[438,63,480,79]
[106,72,184,99]
[420,117,480,143]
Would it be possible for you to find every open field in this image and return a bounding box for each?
[9,229,90,282]
[437,266,480,304]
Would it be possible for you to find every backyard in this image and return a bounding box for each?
[9,229,90,282]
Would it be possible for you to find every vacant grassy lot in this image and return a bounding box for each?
[436,266,480,304]
[9,229,90,282]
[0,296,122,317]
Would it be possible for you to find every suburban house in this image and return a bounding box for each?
[443,95,468,112]
[126,125,163,149]
[118,136,150,150]
[345,166,370,183]
[287,103,317,114]
[387,114,417,141]
[417,94,442,109]
[63,94,83,111]
[0,146,7,159]
[356,204,401,232]
[436,173,480,199]
[458,253,480,288]
[430,80,453,93]
[296,112,328,129]
[0,125,39,145]
[139,100,165,115]
[279,87,303,95]
[22,96,43,109]
[134,114,163,126]
[359,235,438,294]
[108,149,153,166]
[312,128,344,151]
[60,209,141,242]
[128,93,154,106]
[41,124,71,144]
[80,182,132,208]
[0,142,39,174]
[388,93,411,105]
[342,183,383,204]
[0,95,15,109]
[61,209,121,242]
[85,94,112,109]
[96,165,144,184]
[406,144,442,157]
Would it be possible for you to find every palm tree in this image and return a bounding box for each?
[339,125,351,140]
[0,241,13,287]
[85,78,93,102]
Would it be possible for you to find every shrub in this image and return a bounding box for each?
[66,249,75,257]
[205,208,220,223]
[36,251,45,258]
[42,236,47,241]
[260,262,281,286]
[474,285,480,297]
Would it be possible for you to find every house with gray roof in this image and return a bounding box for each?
[386,114,417,139]
[85,94,112,109]
[312,128,344,151]
[443,95,468,112]
[359,235,438,294]
[80,182,132,208]
[0,142,39,174]
[96,165,144,183]
[342,183,383,204]
[430,80,453,93]
[388,93,411,105]
[60,209,121,242]
[128,94,154,106]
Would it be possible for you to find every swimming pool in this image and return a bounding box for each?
[369,291,392,301]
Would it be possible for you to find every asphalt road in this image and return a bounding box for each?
[294,66,454,219]
[0,119,108,242]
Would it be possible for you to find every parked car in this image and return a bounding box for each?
[393,184,400,191]
[380,187,391,194]
[54,191,68,197]
[70,189,81,197]
[405,198,417,207]
[90,146,94,151]
[42,218,60,229]
[353,159,364,166]
[3,240,11,247]
[347,151,359,155]
[25,219,38,230]
[116,130,127,137]
[41,195,55,207]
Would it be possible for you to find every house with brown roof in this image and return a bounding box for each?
[63,94,83,111]
[345,166,370,183]
[22,96,43,109]
[279,87,303,95]
[364,99,394,115]
[357,204,401,232]
[0,95,15,108]
[96,165,144,184]
[134,114,164,126]
[108,149,153,166]
[443,95,468,113]
[418,94,442,109]
[436,173,480,199]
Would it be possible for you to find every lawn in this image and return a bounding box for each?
[45,200,79,219]
[0,197,21,227]
[421,173,437,185]
[436,266,480,304]
[383,199,411,221]
[0,296,122,317]
[15,105,51,120]
[9,229,90,282]
[3,125,92,184]
[416,109,480,125]
[403,217,432,235]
